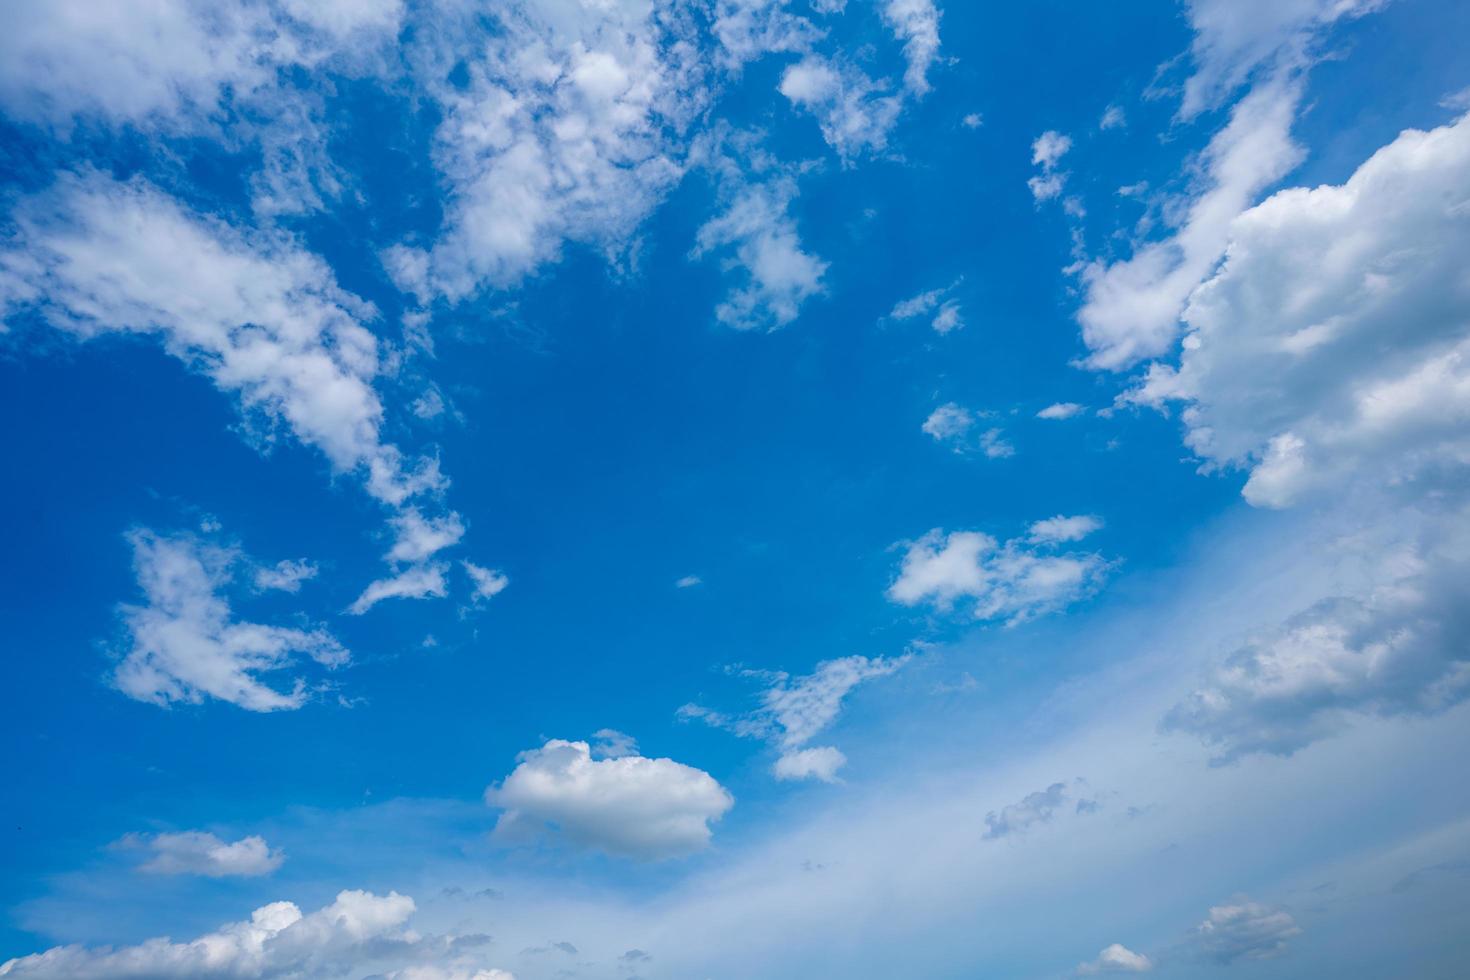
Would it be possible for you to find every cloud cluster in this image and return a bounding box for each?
[681,655,908,782]
[888,520,1112,625]
[1193,899,1302,963]
[486,738,733,859]
[889,280,964,334]
[127,831,284,878]
[1077,943,1152,975]
[113,529,348,712]
[983,780,1096,840]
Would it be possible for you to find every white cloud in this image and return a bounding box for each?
[0,171,439,508]
[349,564,450,616]
[1180,0,1383,117]
[711,0,822,70]
[0,890,425,979]
[254,559,319,593]
[1193,899,1302,963]
[1078,943,1152,974]
[881,0,942,96]
[1099,105,1127,131]
[961,112,984,129]
[486,739,733,859]
[113,529,348,713]
[889,279,963,333]
[675,575,704,588]
[693,169,828,330]
[1028,515,1104,544]
[931,300,964,334]
[983,780,1096,839]
[1076,75,1305,369]
[1028,130,1073,203]
[463,562,510,603]
[780,56,902,161]
[921,403,974,442]
[772,745,847,782]
[387,509,466,565]
[888,525,1112,625]
[1037,402,1085,420]
[129,831,284,878]
[681,655,908,782]
[1126,112,1470,508]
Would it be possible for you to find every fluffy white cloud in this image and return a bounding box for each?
[772,745,847,782]
[1078,944,1152,974]
[1165,526,1470,762]
[387,509,466,565]
[780,56,902,161]
[1037,402,1085,420]
[114,529,348,712]
[693,168,828,330]
[0,171,439,508]
[129,831,284,878]
[1193,899,1302,963]
[888,524,1111,625]
[711,0,822,69]
[1028,515,1104,544]
[682,655,907,781]
[1027,129,1073,202]
[1076,76,1305,369]
[1126,113,1470,508]
[463,561,511,603]
[349,564,450,616]
[0,890,424,979]
[882,0,942,96]
[921,403,974,441]
[253,559,319,593]
[486,739,733,859]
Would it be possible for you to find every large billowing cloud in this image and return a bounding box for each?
[0,889,446,979]
[1128,113,1470,509]
[486,738,733,859]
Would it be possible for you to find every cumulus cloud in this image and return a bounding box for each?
[1028,515,1104,544]
[922,404,1011,457]
[486,739,733,859]
[983,780,1096,839]
[254,559,319,593]
[462,562,511,604]
[0,889,431,979]
[680,655,908,782]
[113,529,348,712]
[1076,75,1305,369]
[780,56,902,161]
[1037,402,1085,420]
[888,523,1112,625]
[1193,899,1302,963]
[0,170,440,508]
[1125,113,1470,508]
[693,166,828,330]
[921,403,974,442]
[1078,943,1153,974]
[1028,130,1072,202]
[128,831,284,878]
[1164,530,1470,762]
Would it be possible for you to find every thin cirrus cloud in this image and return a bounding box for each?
[888,519,1113,625]
[485,738,734,859]
[680,654,909,782]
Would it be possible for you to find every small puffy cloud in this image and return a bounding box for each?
[1037,402,1085,420]
[1028,515,1104,544]
[780,56,902,161]
[254,559,319,593]
[922,403,974,442]
[486,739,733,859]
[1031,130,1073,170]
[675,575,704,589]
[387,509,465,565]
[0,889,427,979]
[1194,899,1302,963]
[693,169,828,331]
[129,831,284,878]
[962,112,984,129]
[1078,944,1153,974]
[1125,112,1470,508]
[984,780,1096,839]
[881,0,942,96]
[681,655,908,782]
[349,564,450,616]
[462,561,510,603]
[114,529,348,712]
[889,526,1113,625]
[772,745,847,782]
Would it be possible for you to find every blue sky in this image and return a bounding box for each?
[1,1,1469,978]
